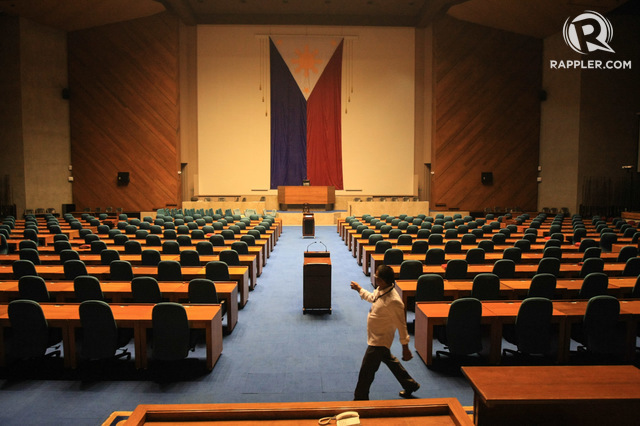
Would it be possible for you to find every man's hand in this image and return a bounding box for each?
[401,344,413,361]
[350,281,362,292]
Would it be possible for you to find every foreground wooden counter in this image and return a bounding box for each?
[122,398,472,425]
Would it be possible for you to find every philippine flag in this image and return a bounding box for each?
[269,36,344,190]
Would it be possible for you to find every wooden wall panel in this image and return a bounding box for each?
[68,12,179,213]
[433,17,542,213]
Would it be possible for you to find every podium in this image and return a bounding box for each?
[303,249,331,314]
[302,213,315,237]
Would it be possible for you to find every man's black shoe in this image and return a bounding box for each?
[399,383,420,398]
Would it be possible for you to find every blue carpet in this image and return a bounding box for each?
[0,226,474,425]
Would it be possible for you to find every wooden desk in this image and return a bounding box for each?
[462,365,640,426]
[0,252,259,291]
[0,264,251,309]
[123,398,473,425]
[0,280,238,334]
[0,303,222,371]
[277,186,335,210]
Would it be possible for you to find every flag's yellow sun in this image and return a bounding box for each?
[292,45,323,78]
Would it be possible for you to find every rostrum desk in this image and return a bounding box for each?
[277,186,335,210]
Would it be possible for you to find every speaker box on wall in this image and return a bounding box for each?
[62,204,76,214]
[117,172,130,186]
[481,172,493,185]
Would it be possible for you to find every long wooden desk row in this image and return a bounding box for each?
[337,213,633,237]
[339,218,637,253]
[67,229,275,260]
[0,303,223,371]
[394,276,639,319]
[6,217,283,250]
[414,299,640,366]
[0,279,239,334]
[0,251,260,292]
[366,250,623,275]
[374,261,630,286]
[356,238,636,274]
[35,239,268,270]
[0,264,251,308]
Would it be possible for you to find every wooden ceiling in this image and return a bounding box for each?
[0,0,630,38]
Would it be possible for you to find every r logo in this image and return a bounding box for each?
[563,11,614,55]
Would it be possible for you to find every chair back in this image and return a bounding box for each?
[18,275,50,303]
[180,250,201,267]
[8,299,59,359]
[579,272,608,299]
[13,259,38,279]
[477,240,494,253]
[230,241,249,255]
[465,248,485,264]
[383,248,403,265]
[492,259,515,279]
[74,275,105,302]
[582,295,623,355]
[90,240,108,254]
[158,260,183,281]
[527,273,557,299]
[110,260,134,281]
[206,261,230,281]
[19,248,41,265]
[411,240,429,254]
[152,303,191,361]
[240,235,256,246]
[78,301,117,360]
[582,247,601,261]
[470,273,500,300]
[537,257,560,277]
[415,274,445,302]
[425,248,445,265]
[124,240,142,254]
[131,277,162,303]
[444,259,468,279]
[445,298,483,355]
[196,241,215,255]
[374,240,392,254]
[210,234,226,246]
[579,257,604,278]
[63,259,88,280]
[219,249,240,266]
[502,247,522,263]
[100,249,121,265]
[444,240,462,254]
[514,297,553,355]
[141,249,161,266]
[188,278,219,304]
[622,257,640,277]
[162,241,180,254]
[398,260,423,280]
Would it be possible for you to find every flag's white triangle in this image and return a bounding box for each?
[272,36,342,100]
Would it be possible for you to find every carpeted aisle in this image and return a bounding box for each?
[0,226,473,425]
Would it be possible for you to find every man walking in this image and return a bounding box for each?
[350,264,420,400]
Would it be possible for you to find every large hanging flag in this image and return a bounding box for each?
[270,36,344,190]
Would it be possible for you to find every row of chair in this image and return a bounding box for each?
[434,294,627,363]
[7,298,197,365]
